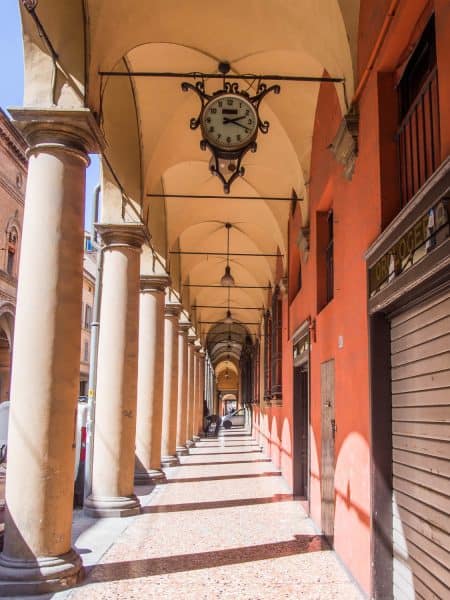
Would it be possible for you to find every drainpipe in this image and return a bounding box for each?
[84,186,103,503]
[351,0,399,106]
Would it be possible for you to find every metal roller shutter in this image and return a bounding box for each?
[391,287,450,600]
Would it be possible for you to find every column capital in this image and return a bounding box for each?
[187,330,197,344]
[9,107,104,161]
[96,223,147,250]
[178,320,192,334]
[140,274,170,293]
[165,301,182,318]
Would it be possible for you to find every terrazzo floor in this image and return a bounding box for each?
[66,427,363,600]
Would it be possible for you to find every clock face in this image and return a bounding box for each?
[201,94,258,152]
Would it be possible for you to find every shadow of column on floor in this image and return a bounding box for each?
[165,472,282,484]
[83,535,329,584]
[141,494,294,514]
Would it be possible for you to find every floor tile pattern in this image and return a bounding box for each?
[68,429,363,599]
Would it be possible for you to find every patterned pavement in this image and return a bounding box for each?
[67,428,363,599]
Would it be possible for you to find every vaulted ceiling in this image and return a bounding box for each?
[19,0,359,369]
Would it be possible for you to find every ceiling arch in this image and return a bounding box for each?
[19,0,361,359]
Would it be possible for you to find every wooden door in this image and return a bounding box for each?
[293,365,309,497]
[321,359,335,543]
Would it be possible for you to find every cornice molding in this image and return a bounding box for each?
[96,223,147,250]
[0,110,27,166]
[140,274,170,293]
[8,107,105,157]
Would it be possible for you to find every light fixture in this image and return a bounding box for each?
[224,310,233,324]
[220,223,235,286]
[223,286,233,324]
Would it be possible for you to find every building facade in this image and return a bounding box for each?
[79,233,96,397]
[0,109,26,405]
[0,1,447,598]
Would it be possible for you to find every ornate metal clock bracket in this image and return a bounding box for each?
[181,69,280,194]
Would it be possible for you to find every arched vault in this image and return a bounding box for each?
[19,0,360,359]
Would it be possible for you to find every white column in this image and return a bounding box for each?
[135,273,169,484]
[192,342,202,442]
[161,294,182,466]
[0,108,101,595]
[197,349,206,435]
[84,223,145,517]
[175,315,191,456]
[185,331,196,446]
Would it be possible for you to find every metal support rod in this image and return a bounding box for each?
[170,251,282,257]
[184,284,271,289]
[99,70,344,84]
[200,321,260,325]
[193,305,264,310]
[147,192,298,202]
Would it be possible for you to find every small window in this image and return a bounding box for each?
[6,249,15,276]
[5,228,18,276]
[317,209,334,311]
[326,211,334,304]
[84,305,92,329]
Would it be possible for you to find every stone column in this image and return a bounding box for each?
[197,349,206,436]
[84,223,146,518]
[161,294,182,466]
[192,342,202,442]
[0,108,101,595]
[175,315,191,456]
[185,331,197,447]
[134,273,169,484]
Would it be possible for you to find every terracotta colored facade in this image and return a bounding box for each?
[253,1,450,595]
[0,109,26,404]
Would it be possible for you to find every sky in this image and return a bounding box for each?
[0,0,100,231]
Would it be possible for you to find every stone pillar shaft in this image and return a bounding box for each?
[0,108,102,595]
[175,321,190,456]
[135,275,168,484]
[186,336,196,445]
[197,352,206,435]
[85,223,145,517]
[161,298,181,466]
[192,348,201,441]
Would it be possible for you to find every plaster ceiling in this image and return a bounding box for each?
[20,0,359,363]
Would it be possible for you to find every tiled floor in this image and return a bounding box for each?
[65,428,363,599]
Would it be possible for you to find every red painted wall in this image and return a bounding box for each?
[252,1,450,595]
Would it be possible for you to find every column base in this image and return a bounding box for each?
[83,494,141,518]
[185,439,194,448]
[176,445,189,456]
[0,547,83,596]
[161,455,179,467]
[192,435,201,442]
[134,469,167,485]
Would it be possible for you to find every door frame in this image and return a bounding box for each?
[292,321,311,507]
[320,358,335,545]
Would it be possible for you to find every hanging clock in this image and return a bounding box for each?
[201,94,258,153]
[182,68,280,193]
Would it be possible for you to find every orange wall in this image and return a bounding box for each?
[252,2,450,595]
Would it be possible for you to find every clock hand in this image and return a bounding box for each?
[229,120,250,131]
[223,115,246,124]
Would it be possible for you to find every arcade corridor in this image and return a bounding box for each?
[1,2,449,597]
[54,429,361,600]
